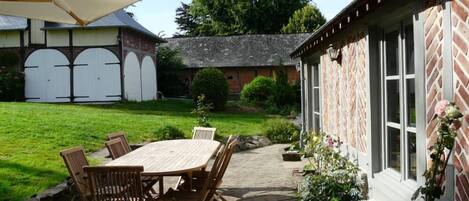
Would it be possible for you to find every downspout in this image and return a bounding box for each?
[300,60,306,148]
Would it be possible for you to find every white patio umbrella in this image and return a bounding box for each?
[0,0,139,26]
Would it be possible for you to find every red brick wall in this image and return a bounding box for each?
[451,0,469,200]
[320,31,368,154]
[182,66,299,94]
[424,1,444,164]
[122,29,156,63]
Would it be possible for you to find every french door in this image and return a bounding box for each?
[382,21,417,181]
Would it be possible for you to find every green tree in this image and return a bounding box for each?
[175,0,310,36]
[174,2,199,37]
[281,3,326,34]
[156,46,186,97]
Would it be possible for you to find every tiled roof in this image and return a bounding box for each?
[163,33,310,68]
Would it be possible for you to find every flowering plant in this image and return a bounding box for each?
[413,100,464,201]
[300,132,364,201]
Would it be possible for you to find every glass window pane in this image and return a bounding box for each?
[387,80,400,123]
[314,66,319,87]
[405,25,415,75]
[408,132,417,180]
[388,127,401,172]
[386,31,399,76]
[314,114,320,132]
[407,79,416,127]
[314,88,320,112]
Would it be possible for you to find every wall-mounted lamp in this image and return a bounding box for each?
[327,44,340,61]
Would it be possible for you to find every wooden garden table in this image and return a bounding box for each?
[106,139,221,192]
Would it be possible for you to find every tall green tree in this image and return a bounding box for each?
[174,2,199,37]
[156,46,186,97]
[281,3,326,34]
[175,0,312,36]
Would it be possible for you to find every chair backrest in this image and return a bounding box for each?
[192,127,216,140]
[105,138,128,160]
[60,147,90,200]
[198,144,227,201]
[83,166,144,201]
[201,136,239,201]
[216,136,238,184]
[107,132,131,153]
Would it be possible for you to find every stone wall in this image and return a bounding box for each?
[451,0,469,200]
[320,31,368,154]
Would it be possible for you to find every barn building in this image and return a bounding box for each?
[163,34,309,94]
[0,10,164,103]
[293,0,469,200]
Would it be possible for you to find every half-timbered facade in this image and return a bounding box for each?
[292,0,468,200]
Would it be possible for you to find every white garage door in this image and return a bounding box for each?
[123,52,142,101]
[24,49,70,102]
[73,48,121,102]
[141,56,157,101]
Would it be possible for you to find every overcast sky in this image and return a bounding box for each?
[127,0,353,37]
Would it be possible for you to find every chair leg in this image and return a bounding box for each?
[159,177,164,195]
[215,192,227,201]
[174,176,182,189]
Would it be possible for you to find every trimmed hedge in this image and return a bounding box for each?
[263,119,300,143]
[240,76,275,106]
[191,68,229,111]
[152,125,186,141]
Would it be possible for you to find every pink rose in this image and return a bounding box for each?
[435,100,450,117]
[326,135,334,148]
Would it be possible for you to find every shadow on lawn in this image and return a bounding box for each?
[76,100,267,119]
[76,100,196,117]
[0,160,66,200]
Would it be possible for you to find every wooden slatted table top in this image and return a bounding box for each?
[105,139,221,176]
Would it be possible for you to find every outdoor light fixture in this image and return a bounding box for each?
[327,44,340,61]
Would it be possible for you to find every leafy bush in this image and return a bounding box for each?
[152,125,186,141]
[271,67,296,107]
[263,119,299,143]
[191,68,229,111]
[299,132,364,201]
[240,76,275,106]
[156,46,186,97]
[0,52,23,101]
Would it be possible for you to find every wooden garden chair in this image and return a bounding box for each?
[83,166,146,201]
[105,138,128,160]
[105,138,162,197]
[192,127,217,140]
[107,132,131,153]
[163,136,239,201]
[60,147,91,201]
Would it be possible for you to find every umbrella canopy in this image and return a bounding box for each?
[0,0,139,26]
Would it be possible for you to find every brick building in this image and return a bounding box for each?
[292,0,468,200]
[163,34,309,94]
[0,10,164,103]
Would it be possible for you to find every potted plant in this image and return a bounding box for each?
[282,141,302,161]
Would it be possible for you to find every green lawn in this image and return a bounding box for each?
[0,100,271,201]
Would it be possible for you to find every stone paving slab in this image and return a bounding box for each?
[207,144,305,201]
